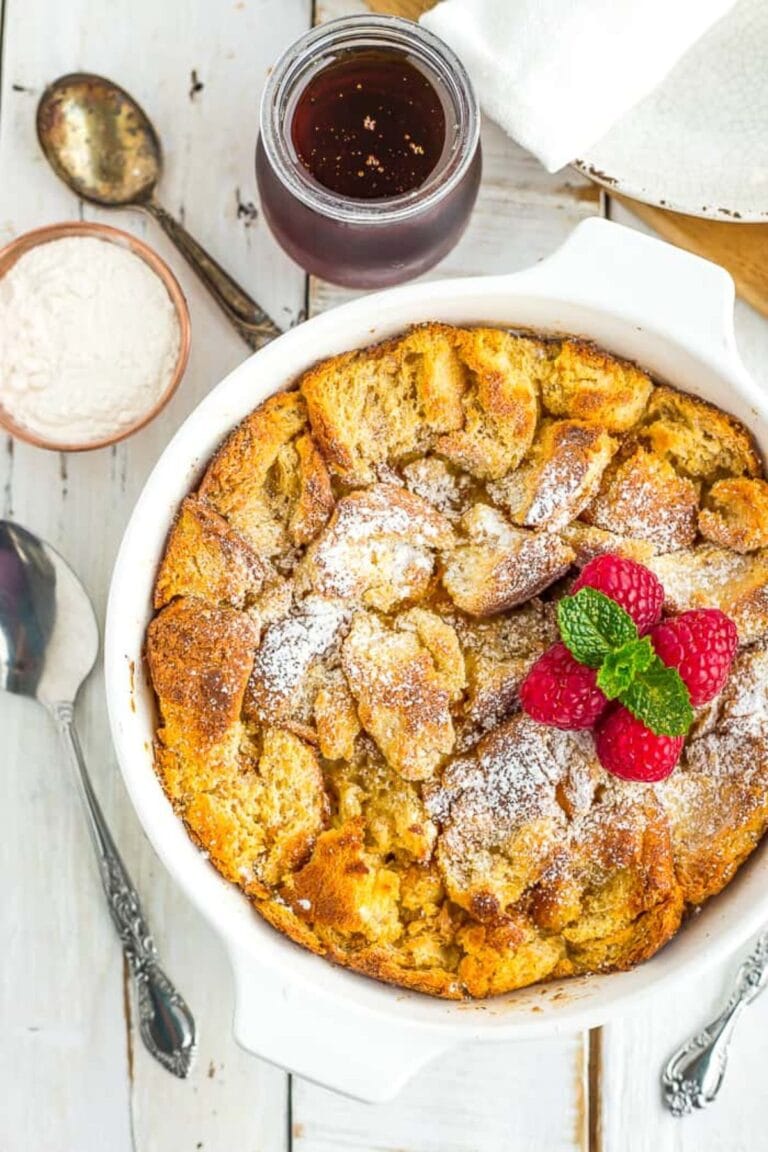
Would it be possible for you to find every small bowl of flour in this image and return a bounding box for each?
[0,221,190,450]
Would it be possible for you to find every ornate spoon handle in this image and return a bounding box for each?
[144,199,282,350]
[662,931,768,1116]
[52,702,197,1078]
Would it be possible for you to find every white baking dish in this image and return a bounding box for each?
[105,218,768,1102]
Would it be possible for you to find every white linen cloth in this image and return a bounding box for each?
[421,0,736,172]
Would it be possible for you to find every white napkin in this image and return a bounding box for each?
[421,0,736,172]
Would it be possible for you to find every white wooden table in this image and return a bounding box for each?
[2,2,768,1149]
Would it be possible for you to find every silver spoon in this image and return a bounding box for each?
[662,930,768,1115]
[36,72,281,350]
[0,520,196,1078]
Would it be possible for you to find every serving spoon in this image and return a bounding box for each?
[36,72,281,350]
[0,520,196,1078]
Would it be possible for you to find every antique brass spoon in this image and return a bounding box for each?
[37,73,280,350]
[0,520,197,1077]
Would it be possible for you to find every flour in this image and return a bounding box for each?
[0,236,181,444]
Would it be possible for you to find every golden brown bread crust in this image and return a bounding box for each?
[300,325,465,485]
[146,597,257,798]
[424,716,577,919]
[154,496,271,610]
[637,385,761,480]
[489,418,617,530]
[647,545,768,644]
[530,784,684,974]
[581,445,699,551]
[243,594,347,728]
[557,522,658,567]
[302,323,541,484]
[455,599,558,741]
[433,327,541,479]
[658,641,768,904]
[539,339,653,432]
[198,391,333,559]
[314,671,361,761]
[440,505,575,616]
[342,612,457,781]
[146,324,768,1000]
[185,727,328,892]
[298,482,453,611]
[699,478,768,553]
[288,433,336,547]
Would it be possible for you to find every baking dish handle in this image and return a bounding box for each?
[512,216,738,363]
[229,947,450,1102]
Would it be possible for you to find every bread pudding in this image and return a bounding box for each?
[146,324,768,999]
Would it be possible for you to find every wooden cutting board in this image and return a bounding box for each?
[366,0,768,318]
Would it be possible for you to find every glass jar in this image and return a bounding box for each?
[256,14,482,289]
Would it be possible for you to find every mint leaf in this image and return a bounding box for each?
[596,636,655,699]
[619,655,694,737]
[557,587,638,668]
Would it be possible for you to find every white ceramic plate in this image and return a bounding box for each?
[575,0,768,221]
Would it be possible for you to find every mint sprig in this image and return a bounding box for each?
[556,585,694,738]
[557,587,637,668]
[620,656,694,737]
[596,636,654,699]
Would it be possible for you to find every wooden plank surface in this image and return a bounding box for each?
[293,1036,589,1152]
[2,1,768,1150]
[0,0,593,1147]
[598,938,768,1152]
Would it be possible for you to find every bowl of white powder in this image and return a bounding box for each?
[0,221,190,450]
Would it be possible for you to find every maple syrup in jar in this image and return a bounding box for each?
[256,16,481,288]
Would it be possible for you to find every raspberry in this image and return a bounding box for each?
[520,642,608,730]
[649,609,738,706]
[571,554,664,633]
[594,705,684,782]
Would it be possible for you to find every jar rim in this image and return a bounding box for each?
[258,14,481,225]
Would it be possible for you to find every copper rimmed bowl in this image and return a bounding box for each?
[0,221,190,451]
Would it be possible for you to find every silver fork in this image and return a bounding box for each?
[662,931,768,1116]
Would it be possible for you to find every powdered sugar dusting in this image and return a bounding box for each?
[649,546,768,612]
[585,449,697,552]
[461,503,520,545]
[490,427,610,531]
[304,482,452,606]
[342,611,455,780]
[426,715,570,830]
[249,594,347,714]
[151,320,768,998]
[683,640,768,778]
[402,456,469,519]
[526,445,599,528]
